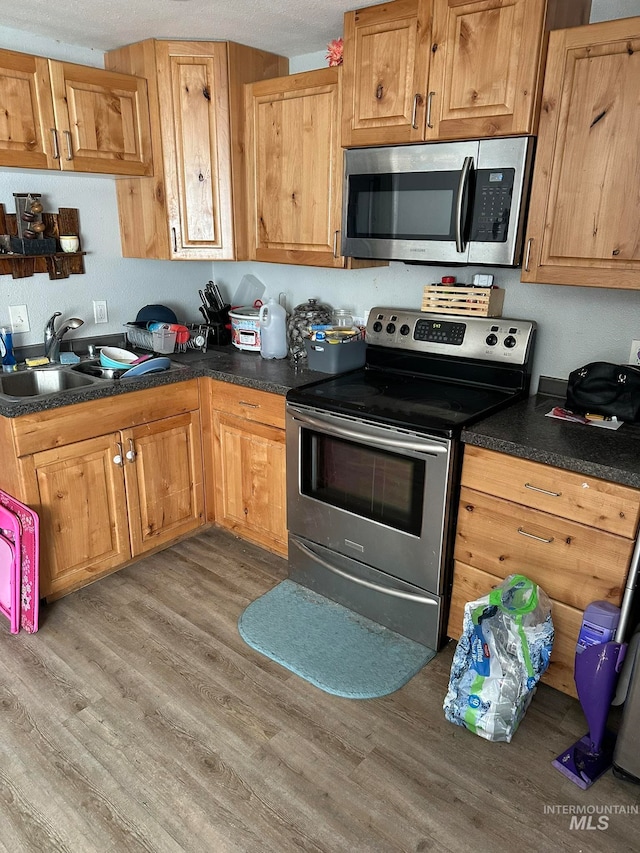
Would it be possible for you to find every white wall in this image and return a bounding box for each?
[1,2,639,382]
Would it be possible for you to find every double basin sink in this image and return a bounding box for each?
[0,359,177,403]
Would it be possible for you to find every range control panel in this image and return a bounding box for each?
[366,307,536,365]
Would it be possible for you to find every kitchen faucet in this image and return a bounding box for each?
[44,312,85,363]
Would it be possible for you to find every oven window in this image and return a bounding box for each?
[301,430,425,534]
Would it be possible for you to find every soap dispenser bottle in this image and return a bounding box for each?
[0,327,17,372]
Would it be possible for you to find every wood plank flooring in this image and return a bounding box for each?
[0,526,638,852]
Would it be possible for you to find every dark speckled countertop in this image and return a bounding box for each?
[0,345,323,419]
[462,392,640,489]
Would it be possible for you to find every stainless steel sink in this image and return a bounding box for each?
[0,367,97,399]
[71,360,125,380]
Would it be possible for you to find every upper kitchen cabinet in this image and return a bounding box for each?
[0,48,152,175]
[522,17,640,289]
[105,41,287,261]
[341,0,591,147]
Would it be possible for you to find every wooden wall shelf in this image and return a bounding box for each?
[0,205,85,279]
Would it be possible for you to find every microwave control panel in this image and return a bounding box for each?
[470,168,515,243]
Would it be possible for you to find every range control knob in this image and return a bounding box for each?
[400,324,411,336]
[504,335,517,349]
[485,333,498,346]
[386,322,396,335]
[373,321,383,333]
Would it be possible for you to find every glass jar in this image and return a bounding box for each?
[332,309,354,328]
[287,297,332,360]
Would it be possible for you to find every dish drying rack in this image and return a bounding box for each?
[125,323,216,354]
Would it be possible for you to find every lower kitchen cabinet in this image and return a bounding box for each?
[203,379,287,557]
[5,381,204,600]
[448,445,640,697]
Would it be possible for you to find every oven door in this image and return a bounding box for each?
[286,403,454,594]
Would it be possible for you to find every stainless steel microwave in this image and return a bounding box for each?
[342,136,535,266]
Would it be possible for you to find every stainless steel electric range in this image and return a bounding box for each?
[286,307,536,650]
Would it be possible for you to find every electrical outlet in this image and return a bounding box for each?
[93,300,108,324]
[629,339,640,366]
[8,304,29,333]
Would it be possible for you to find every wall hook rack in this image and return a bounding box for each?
[0,203,85,280]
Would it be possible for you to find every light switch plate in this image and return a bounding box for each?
[9,304,29,333]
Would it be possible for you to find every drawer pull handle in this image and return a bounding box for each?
[517,527,554,544]
[113,442,124,466]
[524,482,561,497]
[50,128,60,160]
[125,438,136,463]
[239,401,259,409]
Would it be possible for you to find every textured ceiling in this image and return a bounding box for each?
[0,0,357,58]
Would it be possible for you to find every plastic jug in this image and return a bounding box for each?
[259,298,287,359]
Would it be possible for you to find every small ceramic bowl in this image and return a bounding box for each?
[100,346,138,369]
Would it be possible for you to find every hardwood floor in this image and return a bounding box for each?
[0,526,638,852]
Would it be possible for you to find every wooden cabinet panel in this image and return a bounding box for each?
[28,433,131,598]
[461,445,640,538]
[214,413,287,556]
[341,0,589,147]
[48,61,152,175]
[455,486,630,609]
[207,379,286,430]
[125,411,204,555]
[0,48,152,175]
[522,17,640,288]
[0,49,57,169]
[106,40,287,261]
[342,0,430,146]
[448,560,582,697]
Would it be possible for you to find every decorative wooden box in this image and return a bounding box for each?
[421,285,504,317]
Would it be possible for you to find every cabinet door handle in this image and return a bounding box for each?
[426,91,435,129]
[524,237,533,272]
[411,94,423,130]
[333,230,340,259]
[113,442,124,466]
[63,130,73,161]
[50,129,60,160]
[239,401,259,409]
[517,527,554,544]
[125,439,136,463]
[525,482,561,498]
[172,227,178,253]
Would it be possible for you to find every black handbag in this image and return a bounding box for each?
[566,361,640,422]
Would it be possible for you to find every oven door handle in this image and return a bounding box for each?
[291,538,438,606]
[288,409,448,456]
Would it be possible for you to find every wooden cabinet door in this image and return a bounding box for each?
[48,60,152,176]
[29,433,131,599]
[213,412,287,556]
[342,0,432,147]
[0,49,57,169]
[428,0,548,139]
[155,42,234,260]
[522,17,640,289]
[246,68,345,267]
[124,411,204,556]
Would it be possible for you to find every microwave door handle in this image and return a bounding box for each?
[455,156,473,253]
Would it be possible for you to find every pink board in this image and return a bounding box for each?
[0,491,39,633]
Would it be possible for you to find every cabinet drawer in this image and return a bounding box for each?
[455,486,630,609]
[447,561,581,698]
[461,446,640,539]
[208,379,285,429]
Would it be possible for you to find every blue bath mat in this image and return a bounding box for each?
[238,580,436,698]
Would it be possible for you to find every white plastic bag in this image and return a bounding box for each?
[443,574,554,742]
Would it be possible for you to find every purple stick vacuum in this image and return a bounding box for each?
[553,536,640,789]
